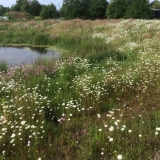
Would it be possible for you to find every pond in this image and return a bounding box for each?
[0,46,61,68]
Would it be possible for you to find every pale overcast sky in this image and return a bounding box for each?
[0,0,63,9]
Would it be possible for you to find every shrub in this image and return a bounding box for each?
[40,3,57,20]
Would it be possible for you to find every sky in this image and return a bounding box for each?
[0,0,63,9]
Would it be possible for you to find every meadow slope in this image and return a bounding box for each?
[0,19,160,160]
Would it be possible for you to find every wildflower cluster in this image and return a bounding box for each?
[1,19,160,159]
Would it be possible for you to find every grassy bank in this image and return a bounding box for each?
[0,19,160,159]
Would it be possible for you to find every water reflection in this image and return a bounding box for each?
[0,46,60,67]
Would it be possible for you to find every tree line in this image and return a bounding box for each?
[60,0,160,19]
[60,0,108,19]
[107,0,153,19]
[0,0,57,19]
[0,0,160,20]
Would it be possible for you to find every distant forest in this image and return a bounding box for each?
[0,0,159,19]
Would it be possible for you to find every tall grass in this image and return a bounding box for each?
[0,54,160,159]
[0,20,130,62]
[0,60,8,73]
[1,19,160,159]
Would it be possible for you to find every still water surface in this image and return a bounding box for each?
[0,46,60,67]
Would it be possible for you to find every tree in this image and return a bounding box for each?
[11,0,29,12]
[89,0,108,19]
[80,0,90,19]
[11,0,22,11]
[60,0,83,19]
[0,5,11,15]
[106,0,153,19]
[106,0,130,19]
[11,0,42,16]
[60,0,108,19]
[20,0,30,13]
[125,0,153,19]
[40,3,57,19]
[29,0,42,16]
[152,0,160,9]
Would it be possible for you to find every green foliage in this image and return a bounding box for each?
[40,3,57,19]
[125,0,153,19]
[152,0,160,9]
[0,5,11,15]
[60,0,84,19]
[11,0,42,16]
[89,0,108,19]
[33,34,49,45]
[28,0,42,16]
[107,0,153,19]
[60,0,108,19]
[86,49,136,63]
[20,0,30,13]
[106,0,129,19]
[0,61,8,73]
[11,0,22,11]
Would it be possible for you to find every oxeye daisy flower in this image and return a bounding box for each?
[109,126,114,131]
[117,154,122,160]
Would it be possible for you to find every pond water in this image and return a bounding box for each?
[0,46,61,68]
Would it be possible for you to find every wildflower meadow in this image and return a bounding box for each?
[1,19,160,159]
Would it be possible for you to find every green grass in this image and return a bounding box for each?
[0,55,160,159]
[0,60,8,73]
[0,19,160,160]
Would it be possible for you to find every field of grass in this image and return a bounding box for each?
[1,19,160,159]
